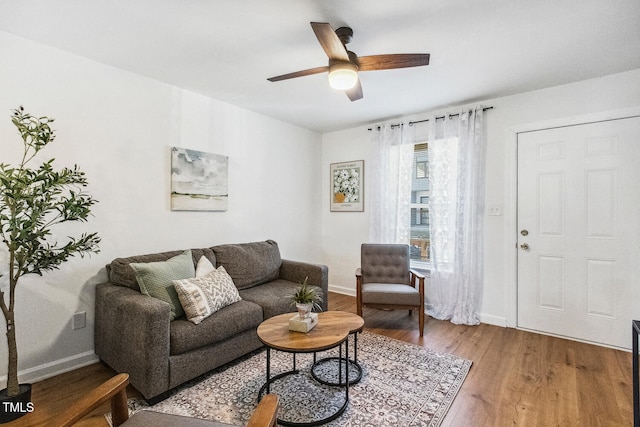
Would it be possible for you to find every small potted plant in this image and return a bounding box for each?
[289,277,322,319]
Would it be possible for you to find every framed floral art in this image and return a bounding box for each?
[330,160,364,212]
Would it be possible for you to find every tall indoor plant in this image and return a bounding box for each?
[0,107,100,421]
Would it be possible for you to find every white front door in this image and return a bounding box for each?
[517,116,640,349]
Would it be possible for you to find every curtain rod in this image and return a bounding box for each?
[368,106,494,131]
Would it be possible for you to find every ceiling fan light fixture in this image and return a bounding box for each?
[328,61,358,90]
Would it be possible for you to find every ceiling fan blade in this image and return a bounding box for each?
[345,79,363,101]
[357,54,430,71]
[267,66,329,82]
[310,22,349,61]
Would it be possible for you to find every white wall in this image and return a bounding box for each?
[321,68,640,326]
[0,30,322,385]
[321,127,372,295]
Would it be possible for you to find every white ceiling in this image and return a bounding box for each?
[1,0,639,133]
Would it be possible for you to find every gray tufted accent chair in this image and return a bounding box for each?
[356,243,425,336]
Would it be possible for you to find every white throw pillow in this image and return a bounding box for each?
[173,266,242,325]
[195,255,216,277]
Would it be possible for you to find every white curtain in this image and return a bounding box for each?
[368,123,413,244]
[427,107,487,325]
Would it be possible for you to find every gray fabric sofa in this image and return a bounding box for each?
[94,240,328,402]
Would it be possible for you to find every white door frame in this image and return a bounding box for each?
[505,106,640,329]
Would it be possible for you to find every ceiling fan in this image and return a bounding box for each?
[267,22,430,101]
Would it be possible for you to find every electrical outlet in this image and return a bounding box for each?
[72,311,86,330]
[488,204,503,216]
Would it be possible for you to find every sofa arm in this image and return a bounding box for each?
[279,260,329,310]
[95,282,171,400]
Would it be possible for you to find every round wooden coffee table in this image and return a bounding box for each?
[257,311,352,427]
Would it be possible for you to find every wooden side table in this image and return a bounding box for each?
[257,311,351,427]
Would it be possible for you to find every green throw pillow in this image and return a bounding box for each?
[131,250,195,320]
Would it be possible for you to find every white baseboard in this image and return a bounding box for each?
[328,284,356,297]
[477,312,508,327]
[1,351,99,387]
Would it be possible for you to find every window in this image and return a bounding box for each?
[416,161,428,179]
[410,143,430,265]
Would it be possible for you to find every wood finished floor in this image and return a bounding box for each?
[8,292,633,426]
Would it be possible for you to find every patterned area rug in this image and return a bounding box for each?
[123,332,471,426]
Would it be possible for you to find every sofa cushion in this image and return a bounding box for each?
[108,248,216,290]
[361,283,421,306]
[239,278,322,319]
[131,250,195,320]
[170,299,263,355]
[173,266,242,325]
[212,240,282,290]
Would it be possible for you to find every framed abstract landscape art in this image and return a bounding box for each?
[330,160,364,212]
[171,147,229,211]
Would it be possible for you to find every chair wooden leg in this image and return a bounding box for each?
[356,274,363,317]
[419,309,425,337]
[111,388,129,427]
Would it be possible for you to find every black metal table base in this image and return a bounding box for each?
[311,331,362,386]
[258,340,350,427]
[311,357,362,386]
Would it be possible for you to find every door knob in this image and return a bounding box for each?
[520,243,530,250]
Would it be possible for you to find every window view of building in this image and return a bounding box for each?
[410,143,430,264]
